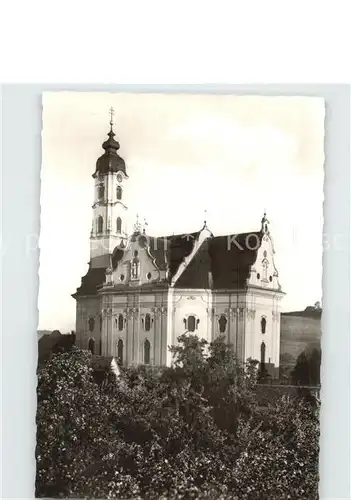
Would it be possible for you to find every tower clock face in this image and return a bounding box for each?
[117,174,123,183]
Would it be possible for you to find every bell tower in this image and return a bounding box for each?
[90,108,128,259]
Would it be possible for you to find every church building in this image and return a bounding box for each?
[72,113,285,376]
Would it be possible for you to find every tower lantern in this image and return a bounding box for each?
[90,109,129,259]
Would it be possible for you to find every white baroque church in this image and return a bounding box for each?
[73,115,285,376]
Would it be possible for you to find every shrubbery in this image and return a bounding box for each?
[36,335,319,499]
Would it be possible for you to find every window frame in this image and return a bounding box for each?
[117,338,124,364]
[144,339,151,364]
[88,337,95,354]
[218,314,228,334]
[116,217,122,233]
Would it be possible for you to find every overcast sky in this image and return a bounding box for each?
[39,92,325,332]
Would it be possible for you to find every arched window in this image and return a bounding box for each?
[88,338,95,354]
[116,217,122,233]
[187,315,196,332]
[117,339,123,364]
[145,313,151,332]
[116,186,122,201]
[261,317,267,334]
[260,341,266,366]
[98,185,105,200]
[218,314,228,333]
[118,314,124,331]
[88,317,95,332]
[144,339,151,364]
[131,258,139,279]
[262,259,268,281]
[97,216,104,233]
[99,314,102,332]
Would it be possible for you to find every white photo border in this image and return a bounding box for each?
[1,84,350,499]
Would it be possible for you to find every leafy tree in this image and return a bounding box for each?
[36,336,320,499]
[292,348,321,386]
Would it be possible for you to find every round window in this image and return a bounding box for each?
[147,272,152,280]
[120,274,125,281]
[117,174,123,183]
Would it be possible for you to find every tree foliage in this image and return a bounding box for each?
[292,347,321,386]
[36,336,320,499]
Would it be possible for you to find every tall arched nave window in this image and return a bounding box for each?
[116,314,124,331]
[144,313,151,332]
[88,338,95,354]
[144,339,151,365]
[116,217,122,233]
[117,339,123,364]
[218,314,227,334]
[260,341,266,367]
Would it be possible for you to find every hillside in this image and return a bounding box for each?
[280,309,322,369]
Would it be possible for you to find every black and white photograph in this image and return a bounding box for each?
[36,92,324,499]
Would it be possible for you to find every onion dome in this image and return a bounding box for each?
[94,108,127,176]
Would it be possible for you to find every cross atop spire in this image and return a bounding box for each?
[109,106,115,130]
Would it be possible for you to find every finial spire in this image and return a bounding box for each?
[261,210,270,233]
[134,213,142,233]
[109,106,115,127]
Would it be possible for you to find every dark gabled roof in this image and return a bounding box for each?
[73,254,112,298]
[166,232,200,279]
[174,238,212,288]
[208,231,263,289]
[174,231,263,289]
[73,229,264,296]
[112,231,200,281]
[172,231,265,290]
[74,266,107,296]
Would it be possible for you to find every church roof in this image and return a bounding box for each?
[113,231,201,278]
[209,231,263,289]
[73,266,107,296]
[174,231,263,289]
[73,229,266,296]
